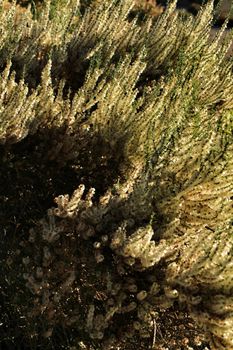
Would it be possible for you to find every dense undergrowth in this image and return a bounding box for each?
[0,0,233,349]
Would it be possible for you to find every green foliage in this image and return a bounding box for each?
[0,0,233,349]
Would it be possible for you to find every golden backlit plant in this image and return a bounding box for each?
[0,0,233,349]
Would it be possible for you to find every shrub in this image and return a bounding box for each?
[0,0,233,349]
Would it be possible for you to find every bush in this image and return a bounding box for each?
[0,0,233,349]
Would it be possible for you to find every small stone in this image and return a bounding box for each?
[93,241,101,249]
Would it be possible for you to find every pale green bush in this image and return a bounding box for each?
[0,0,233,349]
